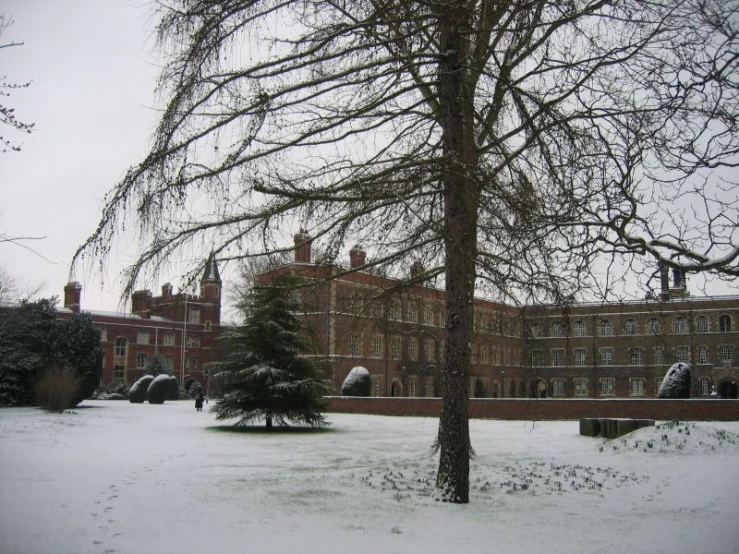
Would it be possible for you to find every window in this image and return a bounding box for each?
[137,331,149,345]
[136,353,148,369]
[551,379,565,397]
[574,349,587,366]
[114,364,125,380]
[480,346,489,364]
[204,321,212,332]
[551,349,564,367]
[188,308,201,324]
[695,315,709,333]
[408,376,417,397]
[164,355,175,372]
[719,314,732,332]
[630,378,645,397]
[629,348,644,366]
[600,348,614,366]
[163,333,175,346]
[186,336,201,348]
[700,378,711,396]
[529,322,542,338]
[98,328,107,342]
[531,350,543,366]
[407,302,418,323]
[350,334,362,357]
[408,338,418,361]
[390,336,401,360]
[186,357,199,370]
[370,334,383,358]
[389,302,401,321]
[493,347,501,365]
[424,339,435,362]
[675,346,689,363]
[371,375,383,397]
[648,318,661,335]
[599,320,613,337]
[720,345,734,363]
[550,322,564,338]
[698,346,708,364]
[114,337,127,358]
[673,317,688,335]
[424,306,434,326]
[425,377,436,398]
[574,379,588,397]
[624,319,638,336]
[654,347,664,365]
[601,378,615,396]
[573,321,586,337]
[655,378,662,393]
[438,308,446,328]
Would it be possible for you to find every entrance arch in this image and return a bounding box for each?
[530,378,547,398]
[390,379,403,397]
[718,380,738,399]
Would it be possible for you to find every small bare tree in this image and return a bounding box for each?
[76,0,739,502]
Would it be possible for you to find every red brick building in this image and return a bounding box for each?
[58,257,223,392]
[259,232,739,399]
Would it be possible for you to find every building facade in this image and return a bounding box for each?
[259,232,739,399]
[57,258,223,392]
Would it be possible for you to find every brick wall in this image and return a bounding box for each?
[325,396,739,421]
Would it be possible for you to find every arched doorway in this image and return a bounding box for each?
[530,378,547,398]
[718,380,738,399]
[390,380,402,397]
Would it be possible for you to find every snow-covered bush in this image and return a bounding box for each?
[658,363,691,399]
[147,374,171,404]
[340,366,371,396]
[128,375,154,403]
[167,376,180,400]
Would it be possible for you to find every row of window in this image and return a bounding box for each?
[532,345,735,366]
[529,314,733,339]
[133,353,200,370]
[108,333,202,352]
[349,333,521,365]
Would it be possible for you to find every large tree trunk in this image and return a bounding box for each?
[436,1,478,504]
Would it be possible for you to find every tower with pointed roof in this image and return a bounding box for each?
[199,255,222,325]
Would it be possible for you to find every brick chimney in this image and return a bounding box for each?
[63,282,82,313]
[162,283,173,299]
[658,262,670,301]
[294,229,312,263]
[131,290,153,319]
[349,245,366,268]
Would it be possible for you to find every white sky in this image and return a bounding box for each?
[1,1,736,313]
[1,0,164,311]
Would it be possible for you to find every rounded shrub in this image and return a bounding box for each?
[167,376,180,401]
[147,374,171,404]
[340,366,371,396]
[128,375,154,403]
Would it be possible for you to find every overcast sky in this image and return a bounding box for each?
[1,0,166,311]
[1,1,736,313]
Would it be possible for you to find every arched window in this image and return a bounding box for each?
[695,315,709,333]
[573,321,586,337]
[599,320,613,337]
[424,305,434,326]
[624,319,637,335]
[550,322,564,338]
[529,322,542,338]
[673,317,688,335]
[648,318,661,335]
[114,337,127,358]
[719,314,732,333]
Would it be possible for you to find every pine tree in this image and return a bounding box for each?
[210,276,330,430]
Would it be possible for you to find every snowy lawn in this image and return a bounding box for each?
[1,400,738,554]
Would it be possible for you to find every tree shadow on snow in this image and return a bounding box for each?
[207,424,337,435]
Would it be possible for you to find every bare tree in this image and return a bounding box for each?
[0,14,34,153]
[76,0,739,502]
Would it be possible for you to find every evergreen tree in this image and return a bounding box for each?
[211,276,330,430]
[145,354,168,376]
[53,312,103,406]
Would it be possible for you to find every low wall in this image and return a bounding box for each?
[325,397,739,421]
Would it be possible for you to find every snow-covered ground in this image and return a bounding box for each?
[1,401,738,554]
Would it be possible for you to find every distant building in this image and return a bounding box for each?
[258,232,739,399]
[57,257,223,392]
